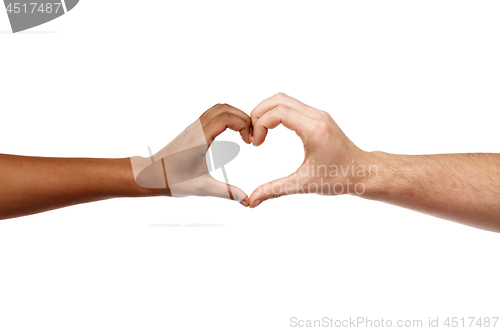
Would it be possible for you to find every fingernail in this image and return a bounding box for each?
[252,199,263,208]
[240,199,249,207]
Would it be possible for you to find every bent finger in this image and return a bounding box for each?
[252,105,313,146]
[201,104,251,132]
[251,93,321,125]
[203,112,252,145]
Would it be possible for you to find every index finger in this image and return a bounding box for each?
[252,105,313,146]
[251,93,320,126]
[200,104,250,128]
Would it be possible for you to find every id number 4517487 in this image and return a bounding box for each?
[444,317,498,328]
[6,3,62,14]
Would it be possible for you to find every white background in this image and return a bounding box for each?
[1,1,500,330]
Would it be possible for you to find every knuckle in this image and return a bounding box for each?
[245,116,252,125]
[274,92,288,101]
[250,114,257,125]
[209,104,223,113]
[319,110,331,120]
[313,120,331,136]
[269,188,282,199]
[267,181,284,199]
[219,103,232,112]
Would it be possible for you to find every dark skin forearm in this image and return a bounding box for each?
[0,154,168,220]
[0,104,252,220]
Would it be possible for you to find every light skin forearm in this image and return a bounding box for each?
[0,154,167,220]
[249,93,500,233]
[358,152,500,232]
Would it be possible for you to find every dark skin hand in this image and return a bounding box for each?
[0,104,252,220]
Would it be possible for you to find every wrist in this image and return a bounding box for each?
[123,157,171,197]
[349,151,392,198]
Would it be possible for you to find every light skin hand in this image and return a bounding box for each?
[249,93,367,207]
[249,93,500,233]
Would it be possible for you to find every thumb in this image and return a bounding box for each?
[249,172,300,208]
[204,177,250,207]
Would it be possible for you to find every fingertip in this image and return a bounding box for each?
[253,139,263,147]
[239,196,250,207]
[229,185,249,205]
[248,191,263,208]
[240,130,251,144]
[249,194,264,208]
[251,199,263,208]
[251,126,266,146]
